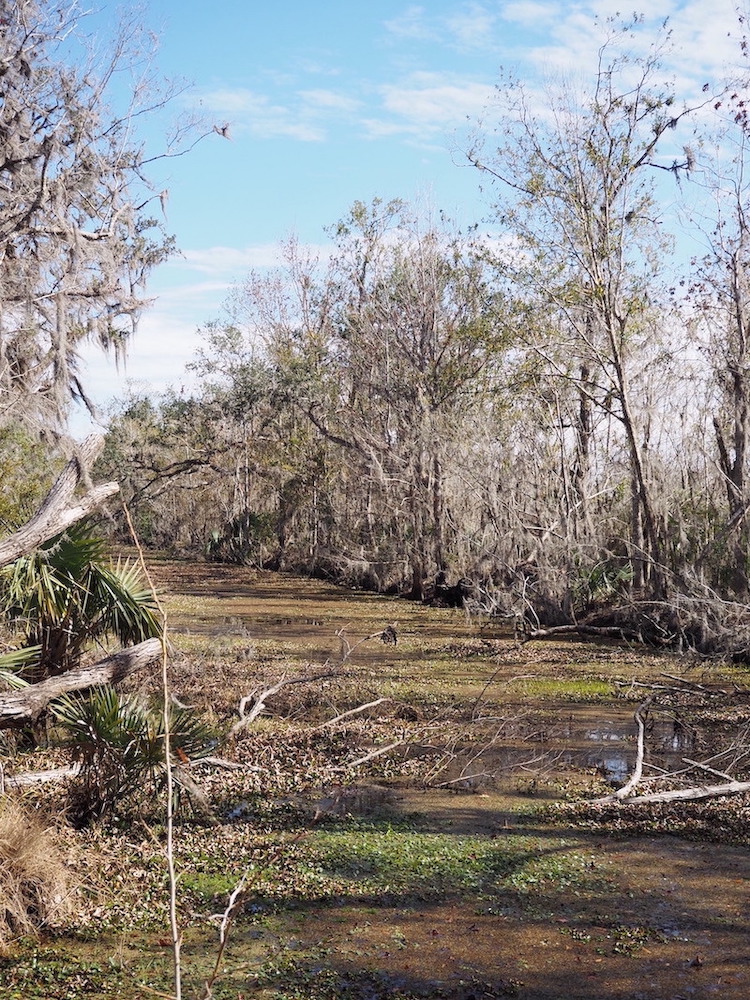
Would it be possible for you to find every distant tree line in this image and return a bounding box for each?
[92,19,750,652]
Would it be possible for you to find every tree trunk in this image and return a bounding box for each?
[0,435,118,568]
[0,638,163,729]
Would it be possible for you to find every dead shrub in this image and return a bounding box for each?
[0,797,72,950]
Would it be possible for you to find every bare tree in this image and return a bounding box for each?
[687,88,750,596]
[468,17,713,600]
[0,0,207,432]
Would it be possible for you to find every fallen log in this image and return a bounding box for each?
[522,623,654,644]
[0,638,163,729]
[0,435,118,569]
[593,779,750,806]
[4,765,80,787]
[2,756,247,791]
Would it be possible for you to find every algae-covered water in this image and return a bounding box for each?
[3,558,750,999]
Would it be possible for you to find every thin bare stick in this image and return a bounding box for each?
[198,834,306,1000]
[611,697,652,800]
[659,672,726,694]
[122,501,181,1000]
[198,872,248,999]
[315,697,389,729]
[336,625,398,663]
[337,739,403,771]
[434,772,488,788]
[682,757,735,782]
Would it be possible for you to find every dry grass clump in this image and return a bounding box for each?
[0,797,72,950]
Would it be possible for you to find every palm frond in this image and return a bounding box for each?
[0,645,40,684]
[0,526,163,678]
[51,686,216,824]
[89,560,162,644]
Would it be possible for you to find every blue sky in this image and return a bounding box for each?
[74,0,743,434]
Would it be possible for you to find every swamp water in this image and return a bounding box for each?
[6,560,749,1000]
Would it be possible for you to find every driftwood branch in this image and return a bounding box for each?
[593,780,750,806]
[522,623,654,644]
[681,757,735,782]
[4,765,80,787]
[230,670,343,737]
[0,638,163,728]
[335,739,404,771]
[315,697,389,730]
[590,692,750,807]
[3,755,246,791]
[0,434,118,568]
[233,676,288,733]
[607,697,652,801]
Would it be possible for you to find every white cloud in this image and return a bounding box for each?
[72,237,339,433]
[383,5,437,42]
[72,310,205,436]
[196,87,326,141]
[299,89,360,112]
[297,59,342,78]
[446,3,498,49]
[360,117,418,139]
[385,2,502,52]
[507,1,742,91]
[379,73,496,127]
[180,245,284,276]
[500,1,561,28]
[668,1,744,82]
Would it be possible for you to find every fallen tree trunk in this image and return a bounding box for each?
[3,765,80,788]
[522,623,658,644]
[593,779,750,806]
[0,434,118,569]
[0,638,163,728]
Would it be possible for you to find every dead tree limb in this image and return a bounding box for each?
[315,698,389,730]
[4,765,80,787]
[681,757,735,782]
[593,780,750,805]
[0,638,163,728]
[611,697,651,799]
[522,623,651,644]
[230,670,343,737]
[0,434,118,568]
[335,739,404,771]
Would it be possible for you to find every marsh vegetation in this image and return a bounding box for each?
[4,6,750,998]
[3,559,750,1000]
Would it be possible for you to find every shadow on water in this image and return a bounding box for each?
[398,705,697,794]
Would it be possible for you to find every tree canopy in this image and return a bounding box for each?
[0,0,192,432]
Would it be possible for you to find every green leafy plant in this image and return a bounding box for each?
[51,686,216,826]
[0,524,161,681]
[0,646,38,688]
[572,558,634,613]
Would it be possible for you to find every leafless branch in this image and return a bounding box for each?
[315,697,390,730]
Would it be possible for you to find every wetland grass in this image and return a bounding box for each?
[4,560,750,999]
